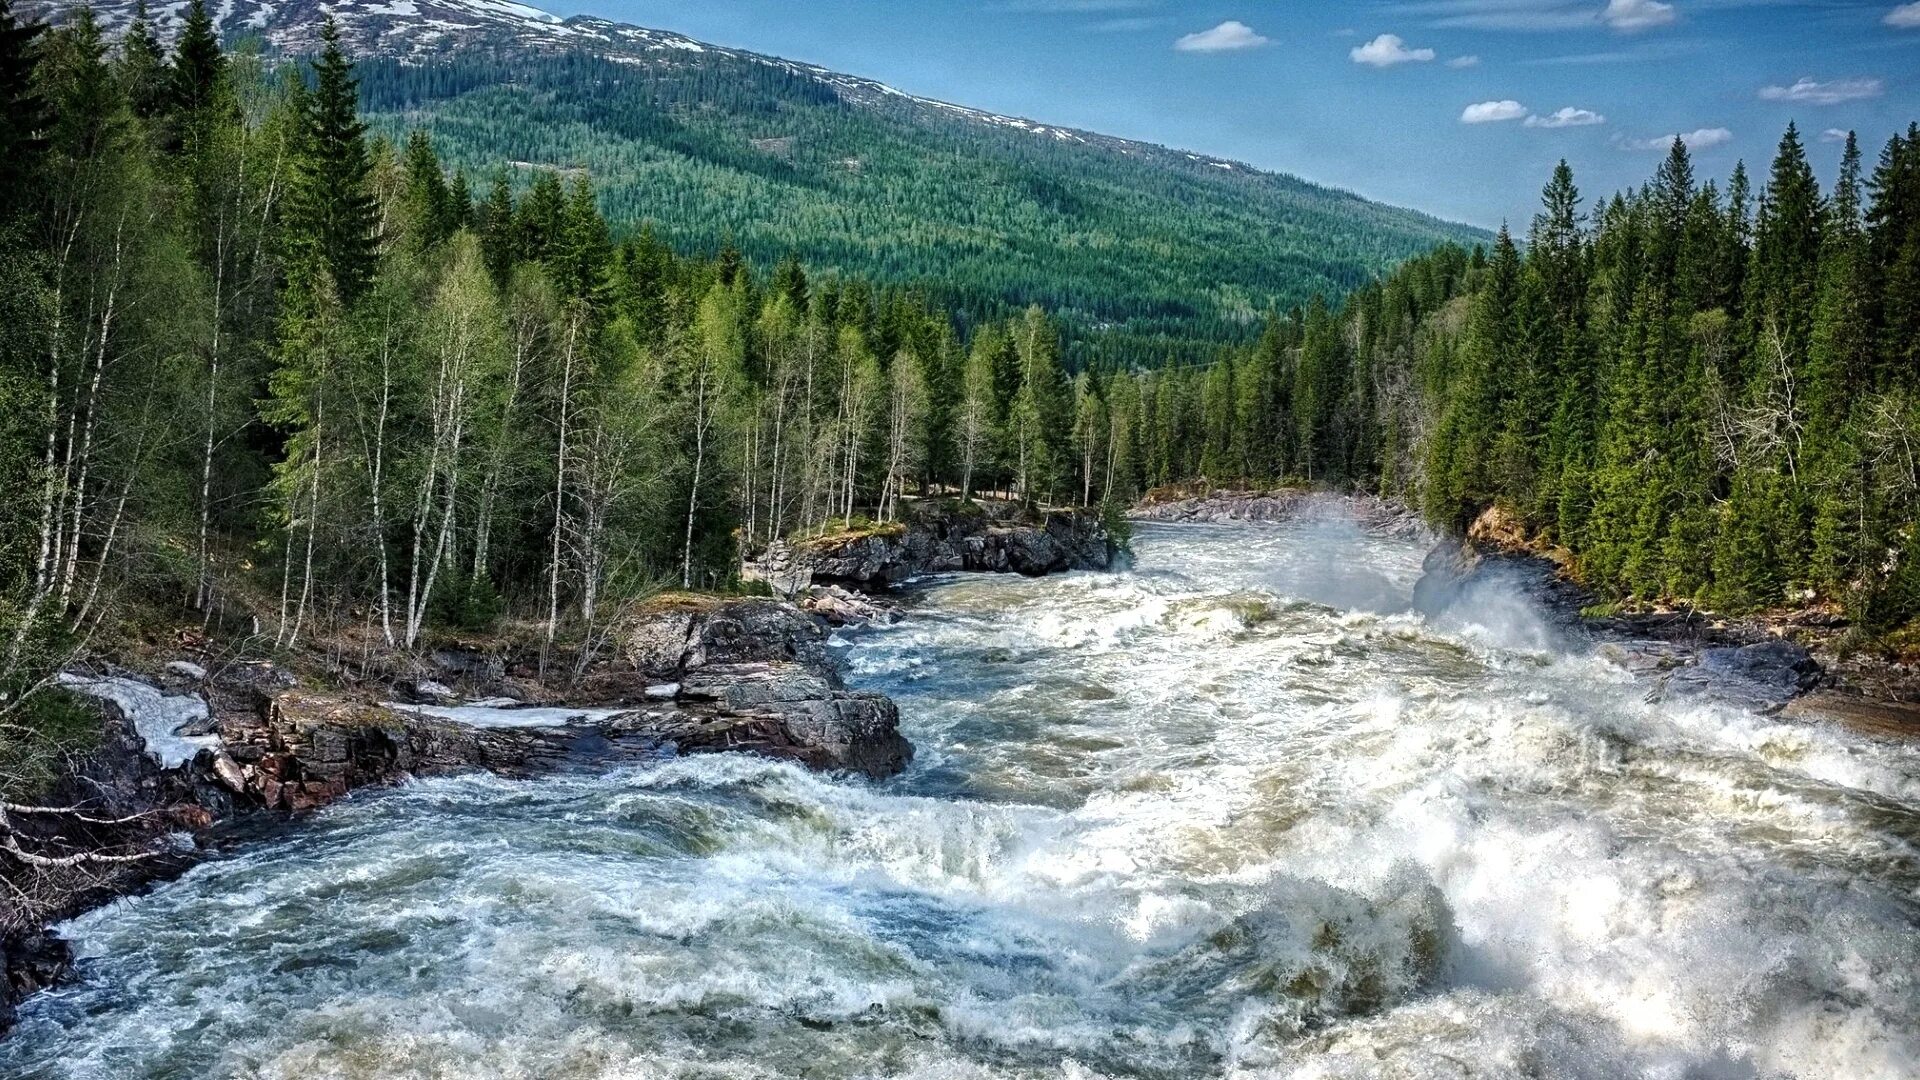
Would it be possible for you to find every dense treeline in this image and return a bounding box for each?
[0,2,1117,789]
[349,49,1482,369]
[1113,131,1920,629]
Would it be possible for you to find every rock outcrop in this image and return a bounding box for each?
[2,595,909,1030]
[780,500,1118,590]
[1413,506,1833,713]
[1130,488,1312,524]
[1130,488,1429,537]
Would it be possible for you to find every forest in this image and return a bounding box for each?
[347,47,1482,369]
[1,0,1917,796]
[1118,126,1920,632]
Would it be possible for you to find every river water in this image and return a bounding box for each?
[5,515,1919,1079]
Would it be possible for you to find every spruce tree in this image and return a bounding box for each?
[1747,123,1823,370]
[118,0,168,121]
[169,0,225,117]
[400,130,450,250]
[1867,126,1920,386]
[286,19,378,305]
[477,172,515,289]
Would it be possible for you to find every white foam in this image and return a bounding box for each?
[57,674,218,769]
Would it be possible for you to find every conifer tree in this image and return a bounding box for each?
[169,0,225,117]
[285,19,377,305]
[117,0,167,121]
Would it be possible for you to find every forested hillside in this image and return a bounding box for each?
[33,0,1485,368]
[1118,130,1920,632]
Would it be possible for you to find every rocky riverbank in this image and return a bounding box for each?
[0,596,909,1030]
[1414,506,1920,732]
[1132,488,1915,728]
[1130,486,1429,537]
[749,499,1120,594]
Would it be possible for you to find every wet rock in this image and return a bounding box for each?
[1130,488,1311,524]
[1410,538,1594,642]
[1129,490,1429,538]
[403,679,458,704]
[665,663,910,779]
[0,931,71,1032]
[803,585,899,626]
[1781,691,1920,739]
[685,599,830,670]
[1656,640,1821,714]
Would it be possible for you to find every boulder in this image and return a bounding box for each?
[665,662,910,779]
[791,501,1116,589]
[1656,640,1821,714]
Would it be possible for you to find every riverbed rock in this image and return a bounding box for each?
[789,500,1116,589]
[802,584,900,626]
[1129,489,1429,538]
[1130,488,1312,524]
[1654,640,1821,714]
[1410,537,1595,644]
[1781,691,1920,739]
[672,662,909,778]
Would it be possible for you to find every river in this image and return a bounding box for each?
[4,515,1918,1079]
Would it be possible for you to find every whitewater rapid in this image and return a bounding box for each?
[4,516,1917,1079]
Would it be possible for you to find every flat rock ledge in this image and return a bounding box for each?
[1,597,908,1031]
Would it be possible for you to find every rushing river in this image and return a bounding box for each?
[5,514,1919,1080]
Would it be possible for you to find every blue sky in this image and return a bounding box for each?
[562,0,1920,229]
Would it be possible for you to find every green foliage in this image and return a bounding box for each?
[350,51,1483,368]
[1123,134,1920,624]
[429,574,506,632]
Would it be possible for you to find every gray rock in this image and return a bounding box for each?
[165,660,208,681]
[623,609,696,674]
[789,501,1116,589]
[1658,640,1819,713]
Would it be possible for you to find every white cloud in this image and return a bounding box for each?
[1175,20,1270,52]
[1758,77,1884,105]
[1447,54,1482,67]
[1461,99,1528,123]
[1602,0,1676,31]
[1821,128,1851,143]
[1525,106,1606,127]
[1626,127,1732,150]
[1351,33,1437,66]
[1886,2,1920,28]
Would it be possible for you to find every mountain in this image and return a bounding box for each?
[47,0,1489,364]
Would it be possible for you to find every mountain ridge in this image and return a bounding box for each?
[39,0,1489,362]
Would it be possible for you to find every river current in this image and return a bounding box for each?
[5,515,1918,1079]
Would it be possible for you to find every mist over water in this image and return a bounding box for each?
[5,512,1919,1079]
